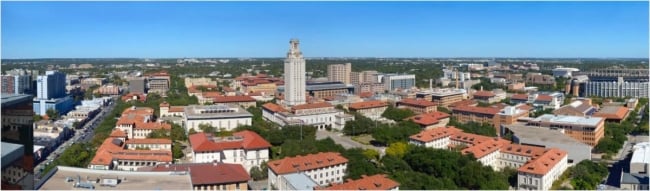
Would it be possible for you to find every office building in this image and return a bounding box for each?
[188,131,270,172]
[350,70,379,85]
[526,114,605,146]
[283,39,307,106]
[262,102,352,130]
[382,74,416,91]
[147,72,170,97]
[1,94,35,190]
[184,77,218,88]
[183,104,253,132]
[593,106,630,123]
[354,83,385,94]
[212,95,257,108]
[504,124,592,163]
[525,73,555,85]
[36,70,66,100]
[416,88,465,107]
[1,75,31,94]
[268,152,348,188]
[453,105,530,133]
[327,63,352,84]
[129,77,146,94]
[397,98,437,114]
[408,111,451,129]
[348,100,388,120]
[510,92,564,111]
[94,84,120,95]
[279,82,355,100]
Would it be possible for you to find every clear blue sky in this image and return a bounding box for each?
[1,1,648,58]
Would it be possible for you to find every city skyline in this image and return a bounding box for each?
[1,1,648,59]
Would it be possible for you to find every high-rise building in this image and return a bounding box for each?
[36,70,66,100]
[1,94,35,190]
[350,70,379,85]
[283,39,306,106]
[327,63,351,84]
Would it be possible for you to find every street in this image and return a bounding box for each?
[33,96,118,180]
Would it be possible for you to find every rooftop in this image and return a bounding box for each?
[1,142,24,169]
[348,100,388,110]
[593,106,629,120]
[323,174,399,190]
[189,131,271,152]
[532,114,604,127]
[184,104,253,120]
[631,142,650,165]
[517,148,567,176]
[409,111,451,126]
[284,173,319,190]
[141,163,250,185]
[453,105,501,115]
[398,98,437,107]
[505,124,591,147]
[38,166,192,190]
[1,94,32,108]
[268,152,348,175]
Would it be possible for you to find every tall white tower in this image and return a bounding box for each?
[283,39,306,106]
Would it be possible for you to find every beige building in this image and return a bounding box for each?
[328,63,352,84]
[268,152,348,189]
[397,98,437,114]
[348,100,388,120]
[350,70,379,84]
[184,77,218,88]
[144,163,250,191]
[526,114,605,146]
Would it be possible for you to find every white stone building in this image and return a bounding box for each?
[268,152,348,189]
[262,102,352,130]
[183,104,252,132]
[189,131,271,172]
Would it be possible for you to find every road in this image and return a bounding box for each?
[316,130,385,154]
[33,96,118,180]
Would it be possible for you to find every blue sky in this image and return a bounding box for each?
[1,1,648,58]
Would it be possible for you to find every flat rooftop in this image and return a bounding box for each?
[284,173,318,190]
[417,88,465,97]
[631,142,650,164]
[184,104,253,119]
[1,94,33,107]
[38,166,192,190]
[532,114,603,126]
[1,142,24,169]
[505,124,590,146]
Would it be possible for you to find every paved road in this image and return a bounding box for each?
[316,131,385,154]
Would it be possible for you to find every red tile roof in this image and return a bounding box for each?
[448,99,478,108]
[233,130,272,150]
[500,143,547,157]
[125,138,172,145]
[262,103,288,113]
[268,152,348,175]
[450,132,495,146]
[169,106,185,113]
[452,105,501,116]
[202,92,222,98]
[213,95,255,103]
[511,94,529,100]
[144,163,250,185]
[160,102,170,107]
[518,148,567,175]
[409,111,450,126]
[121,93,147,102]
[324,174,399,190]
[461,139,504,159]
[189,131,271,152]
[349,100,388,110]
[473,91,496,98]
[291,102,333,111]
[593,106,630,120]
[90,138,172,165]
[359,92,374,98]
[398,98,437,107]
[409,126,463,143]
[116,107,172,130]
[536,95,553,102]
[109,129,127,138]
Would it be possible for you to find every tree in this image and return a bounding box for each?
[33,115,42,122]
[382,105,415,122]
[46,108,60,121]
[362,149,380,161]
[198,123,216,134]
[437,106,451,114]
[73,121,81,129]
[372,121,421,145]
[170,123,187,141]
[188,128,198,135]
[172,142,184,159]
[148,129,171,139]
[386,142,409,159]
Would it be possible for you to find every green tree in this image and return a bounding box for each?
[372,121,421,145]
[170,123,187,141]
[198,123,216,134]
[45,108,60,120]
[382,105,415,122]
[188,128,198,135]
[147,129,171,139]
[172,142,184,159]
[362,149,380,161]
[386,142,409,159]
